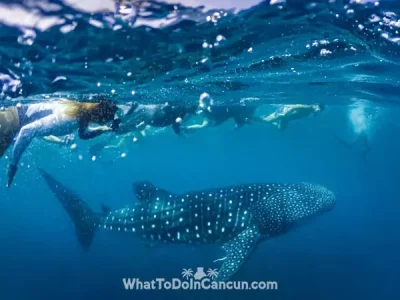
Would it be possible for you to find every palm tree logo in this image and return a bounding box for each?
[206,268,219,280]
[181,268,194,279]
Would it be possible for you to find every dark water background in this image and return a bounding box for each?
[0,0,399,299]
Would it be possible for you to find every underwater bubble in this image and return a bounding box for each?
[70,144,77,150]
[17,29,36,46]
[369,15,380,23]
[346,9,355,18]
[131,90,136,95]
[127,72,132,76]
[78,155,83,160]
[117,3,136,16]
[248,47,253,53]
[52,76,67,84]
[216,35,225,42]
[211,12,221,23]
[88,19,104,28]
[111,89,116,94]
[97,82,101,87]
[320,49,332,56]
[202,42,209,48]
[92,156,96,161]
[121,153,126,158]
[60,22,77,34]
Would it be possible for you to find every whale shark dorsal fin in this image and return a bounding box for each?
[101,204,112,215]
[216,224,262,281]
[133,181,172,202]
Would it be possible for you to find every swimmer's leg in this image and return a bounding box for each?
[180,119,210,135]
[8,114,69,187]
[0,107,19,157]
[233,115,252,128]
[278,120,288,131]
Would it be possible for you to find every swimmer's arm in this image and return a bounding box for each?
[43,134,75,146]
[184,120,209,130]
[78,123,111,140]
[43,135,64,144]
[104,136,127,149]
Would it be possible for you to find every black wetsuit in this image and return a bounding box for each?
[113,102,197,135]
[203,105,258,127]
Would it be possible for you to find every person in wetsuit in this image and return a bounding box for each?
[0,98,118,187]
[180,93,260,134]
[87,101,198,159]
[112,101,199,135]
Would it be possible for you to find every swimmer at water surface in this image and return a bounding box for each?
[180,93,261,134]
[0,98,118,187]
[261,104,325,131]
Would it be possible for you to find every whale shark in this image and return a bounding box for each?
[38,168,335,281]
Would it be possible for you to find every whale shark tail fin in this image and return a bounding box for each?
[38,168,100,250]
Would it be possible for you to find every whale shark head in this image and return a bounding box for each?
[250,182,336,236]
[282,183,335,226]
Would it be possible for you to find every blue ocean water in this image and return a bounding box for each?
[0,0,399,299]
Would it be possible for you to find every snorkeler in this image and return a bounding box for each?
[87,101,198,159]
[261,104,325,131]
[112,101,199,135]
[180,93,260,134]
[1,98,118,187]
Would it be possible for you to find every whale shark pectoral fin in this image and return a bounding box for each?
[133,181,172,202]
[216,225,262,281]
